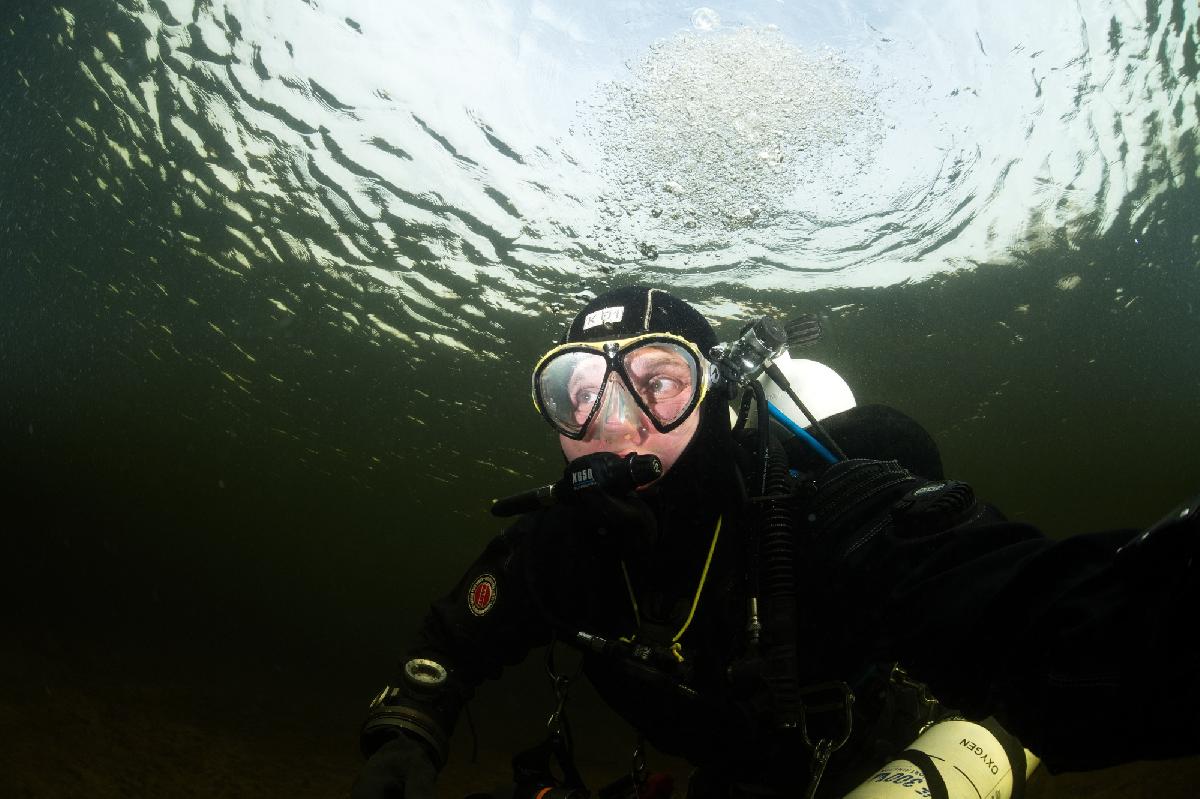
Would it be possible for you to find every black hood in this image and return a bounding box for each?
[563,286,719,354]
[561,286,741,544]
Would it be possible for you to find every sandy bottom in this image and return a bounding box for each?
[3,636,1198,799]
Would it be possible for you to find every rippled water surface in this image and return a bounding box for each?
[14,1,1199,317]
[2,1,1199,796]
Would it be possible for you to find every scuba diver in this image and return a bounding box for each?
[353,286,1200,799]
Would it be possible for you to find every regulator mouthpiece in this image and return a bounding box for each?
[566,451,663,496]
[489,452,663,518]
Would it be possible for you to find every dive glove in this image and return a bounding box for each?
[1117,490,1200,568]
[352,734,437,799]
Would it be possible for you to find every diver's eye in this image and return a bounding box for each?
[572,386,600,409]
[645,375,684,399]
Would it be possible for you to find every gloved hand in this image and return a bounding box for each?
[352,734,438,799]
[1117,490,1200,569]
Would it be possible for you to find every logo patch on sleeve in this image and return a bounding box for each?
[468,574,498,616]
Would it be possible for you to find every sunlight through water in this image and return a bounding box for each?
[22,0,1200,356]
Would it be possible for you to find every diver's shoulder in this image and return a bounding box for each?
[499,503,586,549]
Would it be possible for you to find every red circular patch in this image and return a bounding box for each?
[468,574,497,616]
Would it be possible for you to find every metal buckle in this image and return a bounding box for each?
[797,681,855,799]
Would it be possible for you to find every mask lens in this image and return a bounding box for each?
[620,342,701,428]
[535,350,610,437]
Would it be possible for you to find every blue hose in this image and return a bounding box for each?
[767,402,839,464]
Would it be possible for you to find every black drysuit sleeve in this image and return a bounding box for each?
[413,518,557,684]
[811,468,1200,773]
[362,509,580,760]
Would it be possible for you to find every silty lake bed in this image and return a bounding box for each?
[2,1,1198,796]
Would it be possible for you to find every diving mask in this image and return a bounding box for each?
[532,333,711,440]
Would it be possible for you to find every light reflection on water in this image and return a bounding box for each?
[43,0,1198,346]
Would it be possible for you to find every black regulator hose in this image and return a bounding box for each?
[752,381,772,497]
[750,381,802,730]
[732,386,755,438]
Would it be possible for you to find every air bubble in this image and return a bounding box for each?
[691,8,721,32]
[585,27,880,241]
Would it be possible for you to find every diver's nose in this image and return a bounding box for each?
[597,374,643,433]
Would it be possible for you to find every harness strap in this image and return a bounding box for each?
[619,515,723,658]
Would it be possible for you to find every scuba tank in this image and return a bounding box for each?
[842,717,1040,799]
[727,351,855,433]
[737,351,856,466]
[715,316,851,467]
[740,351,857,434]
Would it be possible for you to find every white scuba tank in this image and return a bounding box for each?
[729,352,857,429]
[842,718,1040,799]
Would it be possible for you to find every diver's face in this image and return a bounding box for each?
[558,370,701,475]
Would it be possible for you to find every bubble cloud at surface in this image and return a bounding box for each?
[572,3,1198,289]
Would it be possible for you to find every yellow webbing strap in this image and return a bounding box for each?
[619,515,723,661]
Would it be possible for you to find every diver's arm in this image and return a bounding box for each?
[823,473,1200,772]
[982,496,1200,771]
[359,515,557,765]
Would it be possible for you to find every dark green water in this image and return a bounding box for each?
[2,1,1198,796]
